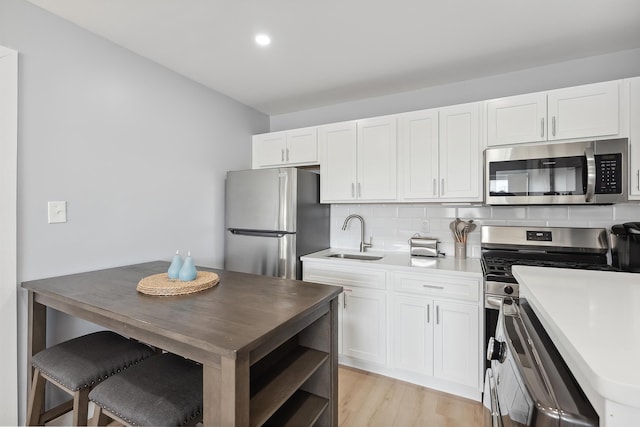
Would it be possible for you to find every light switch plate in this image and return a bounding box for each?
[48,201,67,224]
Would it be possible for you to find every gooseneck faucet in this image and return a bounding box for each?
[342,214,373,252]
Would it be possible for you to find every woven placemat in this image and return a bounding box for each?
[137,271,219,296]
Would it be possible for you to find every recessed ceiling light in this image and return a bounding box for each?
[255,34,271,46]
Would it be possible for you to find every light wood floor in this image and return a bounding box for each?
[338,366,483,427]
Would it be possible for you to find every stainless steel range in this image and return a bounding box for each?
[481,226,613,427]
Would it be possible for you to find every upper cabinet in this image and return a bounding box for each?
[486,80,621,146]
[252,127,318,168]
[320,117,397,203]
[399,103,483,202]
[629,77,640,200]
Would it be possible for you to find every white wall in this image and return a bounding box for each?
[270,48,640,130]
[0,0,269,423]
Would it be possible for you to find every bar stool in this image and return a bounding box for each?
[88,352,203,426]
[27,331,155,426]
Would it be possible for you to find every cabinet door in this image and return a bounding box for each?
[252,132,287,168]
[286,127,318,165]
[342,287,386,365]
[320,122,357,202]
[486,92,547,146]
[393,295,433,376]
[357,116,397,200]
[548,80,620,141]
[399,109,439,200]
[629,77,640,199]
[439,103,482,200]
[433,300,479,388]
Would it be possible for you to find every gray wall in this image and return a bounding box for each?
[270,48,640,130]
[0,0,268,422]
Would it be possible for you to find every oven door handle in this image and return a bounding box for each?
[585,146,596,202]
[487,368,503,427]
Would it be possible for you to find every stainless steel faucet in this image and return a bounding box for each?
[342,214,373,252]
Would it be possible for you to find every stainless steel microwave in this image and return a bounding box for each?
[485,138,628,205]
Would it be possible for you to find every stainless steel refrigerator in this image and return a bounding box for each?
[224,168,330,279]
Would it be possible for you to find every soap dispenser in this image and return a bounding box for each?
[167,250,183,279]
[179,251,197,281]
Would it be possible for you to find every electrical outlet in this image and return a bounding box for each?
[48,201,67,224]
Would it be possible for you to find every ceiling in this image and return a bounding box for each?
[26,0,640,115]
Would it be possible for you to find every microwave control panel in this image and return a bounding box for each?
[595,153,622,194]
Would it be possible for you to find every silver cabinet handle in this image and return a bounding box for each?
[286,148,290,162]
[422,284,444,290]
[637,170,639,191]
[432,178,437,196]
[427,304,430,323]
[351,183,355,198]
[343,288,352,309]
[436,305,440,324]
[441,179,445,196]
[357,182,361,198]
[281,148,285,162]
[540,118,544,138]
[552,116,556,137]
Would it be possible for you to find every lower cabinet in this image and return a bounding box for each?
[302,260,483,401]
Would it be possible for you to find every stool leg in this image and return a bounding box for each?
[26,368,45,426]
[89,406,112,426]
[72,388,90,426]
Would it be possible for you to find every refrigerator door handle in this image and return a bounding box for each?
[228,228,290,238]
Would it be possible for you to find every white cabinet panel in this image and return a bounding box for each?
[320,122,358,202]
[629,77,640,199]
[487,93,546,146]
[342,287,387,365]
[400,109,439,200]
[253,127,318,168]
[393,295,433,376]
[357,117,397,200]
[548,80,620,141]
[433,300,479,388]
[439,103,482,200]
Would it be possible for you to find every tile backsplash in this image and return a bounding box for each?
[330,203,640,258]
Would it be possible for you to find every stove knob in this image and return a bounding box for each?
[504,285,514,295]
[487,337,506,363]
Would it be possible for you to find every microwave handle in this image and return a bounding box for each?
[585,146,596,202]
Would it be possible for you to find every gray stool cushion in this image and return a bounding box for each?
[88,353,203,426]
[32,331,154,391]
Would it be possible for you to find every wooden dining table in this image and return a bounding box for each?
[22,261,341,427]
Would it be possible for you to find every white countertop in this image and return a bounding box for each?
[514,265,640,418]
[301,248,482,277]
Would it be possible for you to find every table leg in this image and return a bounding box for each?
[203,364,220,427]
[220,354,250,427]
[27,292,46,403]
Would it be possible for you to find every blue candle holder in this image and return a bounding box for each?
[179,251,197,281]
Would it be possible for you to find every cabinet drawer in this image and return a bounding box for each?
[392,271,479,302]
[303,263,386,290]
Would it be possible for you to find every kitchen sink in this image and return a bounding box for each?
[326,253,383,261]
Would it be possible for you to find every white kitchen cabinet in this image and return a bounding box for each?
[342,286,387,365]
[252,127,318,168]
[392,271,480,390]
[438,102,483,200]
[302,262,387,367]
[628,77,640,199]
[399,108,439,199]
[399,103,482,202]
[393,295,434,375]
[487,80,621,146]
[433,300,479,388]
[320,117,397,203]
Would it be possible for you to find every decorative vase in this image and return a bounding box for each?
[179,251,197,281]
[167,250,183,279]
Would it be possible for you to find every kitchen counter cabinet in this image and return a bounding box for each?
[514,265,640,426]
[23,261,341,427]
[302,250,483,401]
[629,76,640,199]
